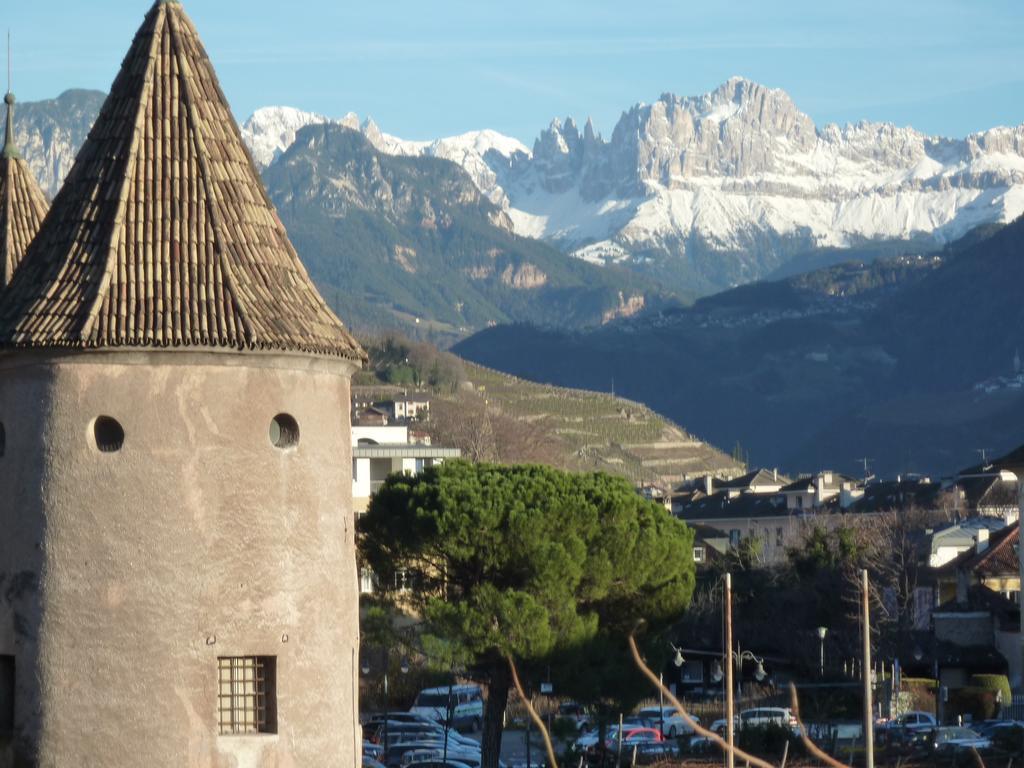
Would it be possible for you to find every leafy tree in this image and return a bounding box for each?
[358,462,695,768]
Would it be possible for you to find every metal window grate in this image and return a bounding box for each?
[218,657,273,735]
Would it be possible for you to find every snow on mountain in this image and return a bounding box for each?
[241,110,529,207]
[243,78,1024,293]
[497,78,1024,289]
[242,106,360,167]
[20,82,1021,295]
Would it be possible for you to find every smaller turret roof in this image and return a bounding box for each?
[0,90,50,287]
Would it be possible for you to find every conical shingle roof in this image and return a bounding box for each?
[1,92,50,287]
[0,0,365,361]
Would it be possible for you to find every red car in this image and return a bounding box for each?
[604,727,665,750]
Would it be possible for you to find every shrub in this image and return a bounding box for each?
[970,674,1011,711]
[737,723,804,760]
[948,687,997,722]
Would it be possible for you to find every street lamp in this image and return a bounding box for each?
[361,649,410,766]
[659,644,686,737]
[671,644,685,669]
[711,650,766,690]
[817,627,828,677]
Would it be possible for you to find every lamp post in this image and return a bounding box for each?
[725,573,734,768]
[712,650,767,700]
[663,644,685,737]
[361,650,410,767]
[817,627,828,677]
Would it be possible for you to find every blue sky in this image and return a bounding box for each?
[7,0,1024,143]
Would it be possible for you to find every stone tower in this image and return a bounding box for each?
[0,89,49,287]
[0,2,366,767]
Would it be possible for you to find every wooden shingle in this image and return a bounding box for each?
[0,0,366,362]
[1,93,50,288]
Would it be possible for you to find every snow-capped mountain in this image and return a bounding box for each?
[18,80,1024,296]
[241,107,529,208]
[510,78,1024,289]
[244,78,1024,293]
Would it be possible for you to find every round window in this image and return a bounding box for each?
[94,416,125,453]
[270,414,300,449]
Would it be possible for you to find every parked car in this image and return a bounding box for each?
[573,729,603,754]
[374,723,446,745]
[401,747,482,768]
[604,727,665,751]
[405,761,473,768]
[929,726,992,754]
[368,712,441,728]
[708,716,738,736]
[971,720,1022,739]
[364,758,387,768]
[636,706,700,738]
[881,711,937,730]
[738,707,798,731]
[556,702,592,732]
[386,731,480,751]
[411,686,485,731]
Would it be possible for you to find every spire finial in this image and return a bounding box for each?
[3,30,18,159]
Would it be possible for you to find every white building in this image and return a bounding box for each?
[353,426,460,594]
[352,425,460,514]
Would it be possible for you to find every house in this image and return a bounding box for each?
[919,517,1009,568]
[353,405,390,427]
[846,476,942,515]
[949,444,1023,521]
[675,468,786,503]
[676,491,801,563]
[676,468,876,564]
[639,483,672,511]
[689,524,731,567]
[380,395,431,422]
[353,426,460,594]
[780,471,858,511]
[933,523,1020,607]
[914,523,1023,688]
[352,425,461,515]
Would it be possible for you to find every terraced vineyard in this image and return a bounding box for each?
[435,362,742,489]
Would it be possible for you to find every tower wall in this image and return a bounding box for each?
[0,350,360,768]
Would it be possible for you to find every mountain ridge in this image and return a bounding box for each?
[452,216,1024,478]
[242,77,1024,295]
[261,123,661,338]
[14,79,1024,320]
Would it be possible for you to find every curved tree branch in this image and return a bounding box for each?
[507,654,559,768]
[627,633,777,768]
[788,683,851,768]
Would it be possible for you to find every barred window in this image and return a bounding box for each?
[0,655,13,735]
[218,657,277,735]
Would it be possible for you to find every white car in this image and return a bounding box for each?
[739,707,798,731]
[883,711,937,730]
[636,706,700,738]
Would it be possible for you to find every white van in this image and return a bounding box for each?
[410,685,485,731]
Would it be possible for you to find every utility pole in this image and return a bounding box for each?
[1018,483,1024,758]
[725,572,735,768]
[862,570,874,768]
